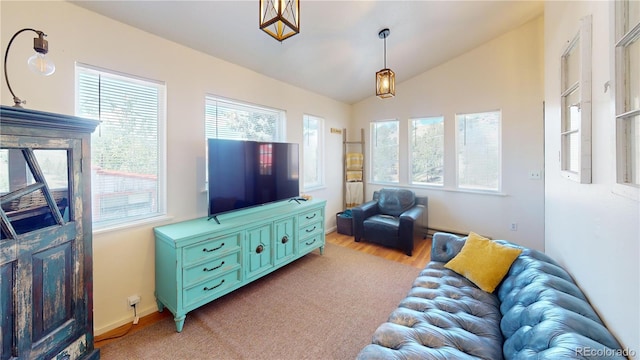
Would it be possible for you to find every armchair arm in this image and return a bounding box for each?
[399,205,422,223]
[397,206,424,256]
[352,200,379,242]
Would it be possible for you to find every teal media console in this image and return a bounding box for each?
[154,199,326,332]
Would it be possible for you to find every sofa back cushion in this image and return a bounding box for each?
[373,188,415,217]
[497,244,627,359]
[431,232,466,262]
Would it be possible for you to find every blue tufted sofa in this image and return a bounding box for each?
[357,232,628,359]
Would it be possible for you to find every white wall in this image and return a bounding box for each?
[1,1,350,334]
[352,17,546,251]
[544,1,639,355]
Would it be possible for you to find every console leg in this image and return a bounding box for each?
[174,315,186,333]
[156,299,164,312]
[319,245,325,255]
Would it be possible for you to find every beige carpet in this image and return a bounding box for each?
[99,242,422,360]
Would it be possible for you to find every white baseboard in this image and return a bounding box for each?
[94,304,159,336]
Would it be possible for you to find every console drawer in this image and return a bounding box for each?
[183,234,241,266]
[299,221,322,238]
[183,268,241,307]
[298,233,324,253]
[183,251,241,287]
[298,209,322,228]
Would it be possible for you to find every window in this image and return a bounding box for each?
[561,15,592,183]
[615,1,640,190]
[76,65,166,230]
[303,114,324,190]
[205,96,285,141]
[371,120,399,183]
[410,116,444,185]
[456,111,501,191]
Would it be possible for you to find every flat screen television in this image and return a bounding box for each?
[207,138,300,219]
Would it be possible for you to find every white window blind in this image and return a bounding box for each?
[456,111,501,191]
[303,114,323,190]
[76,65,166,229]
[410,116,444,185]
[205,97,284,141]
[371,120,399,183]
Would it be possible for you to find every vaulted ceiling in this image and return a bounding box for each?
[71,1,544,104]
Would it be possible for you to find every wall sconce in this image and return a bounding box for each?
[376,28,395,99]
[3,28,56,108]
[259,0,300,42]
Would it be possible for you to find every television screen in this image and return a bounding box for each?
[207,138,300,217]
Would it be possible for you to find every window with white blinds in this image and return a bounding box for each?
[76,64,166,230]
[205,96,285,141]
[456,111,501,191]
[370,120,399,183]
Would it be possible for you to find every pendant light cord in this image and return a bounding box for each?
[384,36,387,69]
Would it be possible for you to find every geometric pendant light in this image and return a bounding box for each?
[259,0,300,42]
[376,28,395,99]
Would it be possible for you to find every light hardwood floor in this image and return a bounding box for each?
[326,230,431,269]
[95,230,431,348]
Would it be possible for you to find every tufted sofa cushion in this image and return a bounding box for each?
[496,242,627,359]
[357,262,504,359]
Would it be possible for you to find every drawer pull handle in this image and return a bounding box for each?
[305,226,316,233]
[305,213,317,220]
[305,239,316,246]
[203,243,224,252]
[281,235,289,244]
[204,279,225,291]
[204,261,225,272]
[256,244,264,254]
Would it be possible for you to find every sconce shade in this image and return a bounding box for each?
[376,68,395,98]
[3,28,55,107]
[376,28,395,99]
[259,0,300,42]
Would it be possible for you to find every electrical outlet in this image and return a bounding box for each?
[529,170,542,180]
[127,295,140,307]
[510,223,518,231]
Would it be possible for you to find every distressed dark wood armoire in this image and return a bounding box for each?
[0,106,99,359]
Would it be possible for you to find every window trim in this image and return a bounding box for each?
[560,15,593,184]
[302,114,325,191]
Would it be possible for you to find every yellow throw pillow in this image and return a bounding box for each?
[444,232,522,293]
